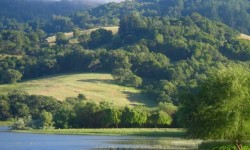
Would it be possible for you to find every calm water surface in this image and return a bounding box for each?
[0,127,199,150]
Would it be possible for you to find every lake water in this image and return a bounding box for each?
[0,127,199,150]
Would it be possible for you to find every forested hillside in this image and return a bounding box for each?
[78,0,250,34]
[1,1,250,143]
[0,0,98,22]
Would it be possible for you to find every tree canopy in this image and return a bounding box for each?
[179,64,250,150]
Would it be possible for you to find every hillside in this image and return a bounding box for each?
[46,26,119,44]
[0,0,99,22]
[0,73,154,107]
[47,0,249,35]
[1,0,250,132]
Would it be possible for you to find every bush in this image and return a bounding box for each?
[212,145,250,150]
[77,94,86,100]
[112,68,142,87]
[1,69,22,84]
[199,141,250,150]
[11,119,27,130]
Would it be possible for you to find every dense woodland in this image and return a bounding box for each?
[1,91,176,129]
[1,0,250,149]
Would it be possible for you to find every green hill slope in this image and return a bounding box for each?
[46,26,119,44]
[0,73,154,107]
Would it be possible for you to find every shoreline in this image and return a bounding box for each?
[13,128,186,137]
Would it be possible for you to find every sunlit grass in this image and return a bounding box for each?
[15,128,186,137]
[0,73,154,107]
[46,26,119,44]
[239,33,250,41]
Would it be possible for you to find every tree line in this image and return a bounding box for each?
[0,91,176,129]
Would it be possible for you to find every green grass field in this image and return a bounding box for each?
[0,73,154,107]
[46,26,119,44]
[15,128,186,137]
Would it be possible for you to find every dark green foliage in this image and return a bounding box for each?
[56,32,68,45]
[199,141,250,150]
[112,68,142,87]
[100,107,121,128]
[179,65,250,149]
[148,111,172,127]
[0,91,177,129]
[89,29,113,48]
[74,102,100,128]
[121,106,148,127]
[77,94,86,100]
[220,39,250,61]
[1,69,22,84]
[0,99,11,120]
[0,0,92,22]
[78,34,90,48]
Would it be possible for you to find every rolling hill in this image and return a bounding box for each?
[0,73,154,107]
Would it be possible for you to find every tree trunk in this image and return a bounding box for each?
[235,142,242,150]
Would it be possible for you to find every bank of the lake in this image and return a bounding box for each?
[14,128,186,137]
[0,121,14,126]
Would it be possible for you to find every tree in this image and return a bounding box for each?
[179,65,250,150]
[54,105,76,129]
[112,68,142,87]
[77,94,86,100]
[55,32,68,45]
[73,28,81,38]
[148,111,172,127]
[154,33,164,44]
[74,102,100,128]
[1,69,22,83]
[101,107,121,128]
[78,34,90,48]
[0,99,11,120]
[40,111,53,129]
[11,103,30,119]
[89,28,113,48]
[121,106,147,127]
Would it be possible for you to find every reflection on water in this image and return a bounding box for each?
[0,127,200,150]
[106,138,199,150]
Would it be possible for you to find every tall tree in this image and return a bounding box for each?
[179,64,250,150]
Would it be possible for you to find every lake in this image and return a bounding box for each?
[0,127,199,150]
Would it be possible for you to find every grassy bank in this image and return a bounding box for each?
[15,128,186,137]
[0,120,14,126]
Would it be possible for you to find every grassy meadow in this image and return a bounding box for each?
[46,26,119,44]
[0,73,154,107]
[239,33,250,41]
